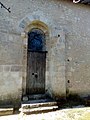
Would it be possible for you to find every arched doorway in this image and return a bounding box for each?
[26,28,46,95]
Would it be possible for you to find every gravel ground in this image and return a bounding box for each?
[0,107,90,120]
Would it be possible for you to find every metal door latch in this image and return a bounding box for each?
[32,73,38,78]
[34,73,38,78]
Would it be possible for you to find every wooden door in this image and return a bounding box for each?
[26,51,46,94]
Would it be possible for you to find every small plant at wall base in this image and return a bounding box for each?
[0,2,11,13]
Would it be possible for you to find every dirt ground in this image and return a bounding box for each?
[0,107,90,120]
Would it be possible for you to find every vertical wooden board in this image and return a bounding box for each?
[36,52,46,93]
[26,52,36,94]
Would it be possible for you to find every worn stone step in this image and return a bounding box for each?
[22,101,57,109]
[20,106,58,114]
[29,94,47,100]
[22,94,48,101]
[0,108,13,116]
[22,98,56,103]
[21,95,58,114]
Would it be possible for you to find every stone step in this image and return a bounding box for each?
[22,94,48,101]
[28,94,47,100]
[20,106,58,114]
[0,108,13,116]
[22,100,57,109]
[21,95,58,114]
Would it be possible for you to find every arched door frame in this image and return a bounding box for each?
[21,20,49,95]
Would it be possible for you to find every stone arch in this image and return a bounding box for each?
[21,20,49,95]
[19,11,51,32]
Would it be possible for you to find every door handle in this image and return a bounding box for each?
[32,73,38,78]
[34,73,38,78]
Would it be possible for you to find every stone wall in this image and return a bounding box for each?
[0,0,90,106]
[0,30,22,106]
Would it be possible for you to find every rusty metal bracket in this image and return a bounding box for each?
[0,2,11,13]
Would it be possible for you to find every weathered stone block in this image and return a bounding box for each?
[3,65,11,72]
[0,66,3,72]
[11,66,22,72]
[0,108,13,116]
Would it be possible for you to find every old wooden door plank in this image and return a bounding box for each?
[26,52,46,95]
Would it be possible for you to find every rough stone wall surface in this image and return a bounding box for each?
[0,0,90,106]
